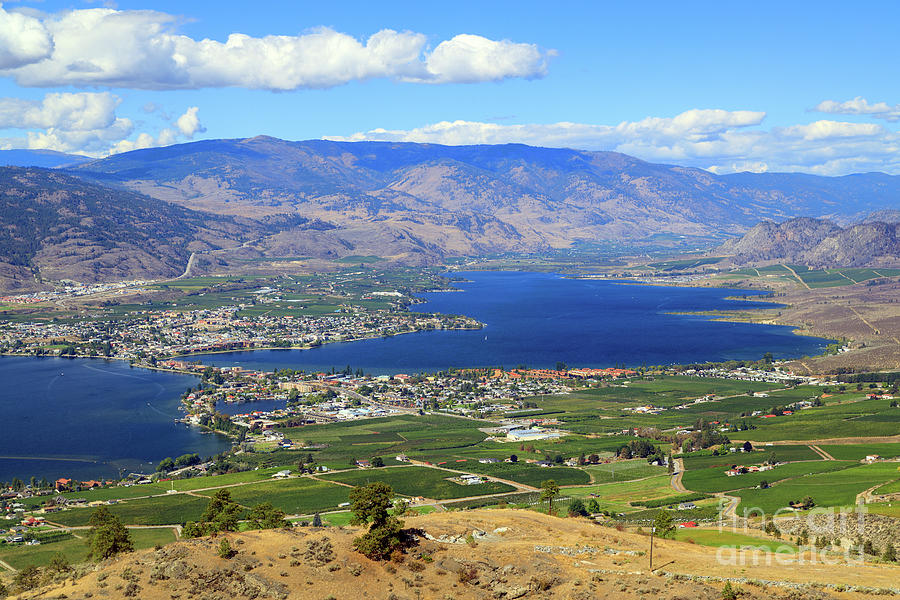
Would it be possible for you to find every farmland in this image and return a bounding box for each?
[320,466,516,499]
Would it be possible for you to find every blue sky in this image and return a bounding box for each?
[0,0,898,174]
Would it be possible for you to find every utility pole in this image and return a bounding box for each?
[649,526,656,571]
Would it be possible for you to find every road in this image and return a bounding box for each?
[670,458,686,492]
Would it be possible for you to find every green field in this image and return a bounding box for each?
[320,466,515,499]
[0,528,176,571]
[681,460,853,494]
[434,460,590,487]
[671,528,797,553]
[583,460,665,484]
[49,494,210,527]
[818,443,900,461]
[735,462,900,514]
[196,477,350,514]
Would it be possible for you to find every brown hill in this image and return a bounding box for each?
[71,137,900,262]
[0,167,262,291]
[14,510,900,600]
[719,216,900,267]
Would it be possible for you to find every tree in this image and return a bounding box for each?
[246,502,289,530]
[156,457,175,472]
[218,538,234,559]
[509,454,518,463]
[667,452,674,474]
[568,498,588,517]
[370,456,385,468]
[349,482,404,560]
[48,552,71,574]
[200,489,243,533]
[312,512,323,527]
[540,480,560,516]
[555,361,568,372]
[883,543,897,562]
[13,565,42,592]
[652,510,676,539]
[586,498,601,513]
[863,539,876,555]
[87,507,134,561]
[742,441,753,453]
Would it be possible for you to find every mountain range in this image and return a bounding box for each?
[2,137,900,289]
[718,216,900,267]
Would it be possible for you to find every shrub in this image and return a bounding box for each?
[304,537,335,566]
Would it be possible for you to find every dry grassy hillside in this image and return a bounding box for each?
[12,510,900,600]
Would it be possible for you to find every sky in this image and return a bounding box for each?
[0,0,898,175]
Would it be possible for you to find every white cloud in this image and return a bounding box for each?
[0,4,53,69]
[813,97,900,122]
[0,90,202,155]
[175,106,204,138]
[0,8,552,90]
[0,92,119,131]
[326,109,900,176]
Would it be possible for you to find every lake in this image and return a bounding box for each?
[192,271,830,374]
[0,356,230,482]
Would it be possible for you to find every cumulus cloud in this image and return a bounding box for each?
[0,91,203,155]
[0,7,552,89]
[326,109,900,176]
[0,4,53,69]
[0,92,119,131]
[813,97,900,122]
[175,106,204,138]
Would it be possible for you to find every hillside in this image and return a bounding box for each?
[0,149,92,169]
[13,510,899,600]
[70,137,900,260]
[0,167,261,291]
[718,216,900,267]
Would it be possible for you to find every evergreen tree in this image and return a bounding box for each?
[87,507,134,561]
[349,482,404,560]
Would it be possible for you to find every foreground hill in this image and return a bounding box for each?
[71,137,900,259]
[0,167,260,291]
[15,510,899,599]
[718,216,900,267]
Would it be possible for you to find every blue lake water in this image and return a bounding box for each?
[0,356,230,482]
[193,271,831,375]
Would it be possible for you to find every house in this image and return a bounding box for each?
[272,470,292,479]
[54,478,72,492]
[478,458,500,464]
[396,454,410,462]
[355,460,371,468]
[679,521,698,528]
[678,502,697,510]
[865,455,881,463]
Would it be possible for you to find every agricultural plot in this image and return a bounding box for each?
[682,446,821,470]
[740,397,900,441]
[681,460,853,494]
[433,460,590,487]
[583,460,665,484]
[0,528,176,571]
[169,466,290,491]
[817,443,900,461]
[49,494,210,527]
[735,462,900,514]
[671,528,797,553]
[563,474,675,512]
[196,477,350,515]
[320,466,515,499]
[282,414,490,468]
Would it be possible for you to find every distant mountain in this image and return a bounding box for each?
[0,149,92,168]
[71,137,900,261]
[0,167,260,291]
[719,216,900,267]
[862,209,900,224]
